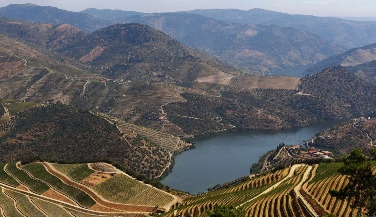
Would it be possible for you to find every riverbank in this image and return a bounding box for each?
[162,122,339,194]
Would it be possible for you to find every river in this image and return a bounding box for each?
[161,122,338,194]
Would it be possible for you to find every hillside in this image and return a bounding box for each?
[166,162,374,216]
[0,4,110,32]
[58,23,240,82]
[0,17,86,50]
[0,103,171,179]
[188,8,376,49]
[159,66,376,135]
[310,118,376,155]
[0,161,176,216]
[0,160,372,216]
[122,13,343,76]
[306,43,376,81]
[0,4,344,76]
[0,34,374,137]
[299,66,376,119]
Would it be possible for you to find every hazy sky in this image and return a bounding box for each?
[0,0,375,17]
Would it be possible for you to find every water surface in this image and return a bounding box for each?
[161,122,337,194]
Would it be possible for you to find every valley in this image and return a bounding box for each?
[0,3,376,216]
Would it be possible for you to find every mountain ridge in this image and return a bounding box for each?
[187,8,376,49]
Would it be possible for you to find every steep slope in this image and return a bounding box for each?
[299,66,376,118]
[0,4,110,32]
[0,4,344,76]
[58,23,240,82]
[0,17,86,50]
[309,119,376,155]
[164,163,372,217]
[306,43,376,82]
[0,103,169,179]
[162,66,376,135]
[122,13,343,76]
[188,8,376,49]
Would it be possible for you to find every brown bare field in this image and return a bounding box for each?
[230,75,300,90]
[42,189,78,206]
[16,184,29,191]
[197,73,300,90]
[196,71,235,85]
[81,172,114,188]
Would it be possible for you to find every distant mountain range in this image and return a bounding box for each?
[306,43,376,83]
[120,13,343,76]
[186,8,376,49]
[0,4,346,76]
[0,4,110,32]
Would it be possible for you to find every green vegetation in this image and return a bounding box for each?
[8,101,38,115]
[309,162,343,184]
[23,163,96,208]
[164,166,311,217]
[5,162,49,194]
[207,204,245,217]
[31,197,73,217]
[53,163,94,181]
[94,173,174,206]
[0,187,24,217]
[330,149,376,216]
[0,103,169,179]
[4,189,47,217]
[0,163,19,187]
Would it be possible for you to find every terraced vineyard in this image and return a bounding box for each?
[94,173,175,208]
[303,163,362,217]
[0,160,372,217]
[164,162,372,217]
[99,112,189,154]
[0,161,176,216]
[53,163,95,182]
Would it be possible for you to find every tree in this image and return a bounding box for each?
[330,148,376,215]
[206,205,245,217]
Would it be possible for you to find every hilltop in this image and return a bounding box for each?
[58,23,240,82]
[0,33,374,137]
[0,17,86,50]
[0,4,110,32]
[122,13,343,76]
[0,4,344,76]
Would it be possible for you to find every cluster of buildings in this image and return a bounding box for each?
[286,145,333,159]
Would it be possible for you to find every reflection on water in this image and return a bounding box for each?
[161,122,339,194]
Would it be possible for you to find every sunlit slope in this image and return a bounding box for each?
[165,163,371,217]
[0,162,177,216]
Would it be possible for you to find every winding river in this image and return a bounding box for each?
[161,122,339,194]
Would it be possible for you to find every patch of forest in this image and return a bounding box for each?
[0,103,170,179]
